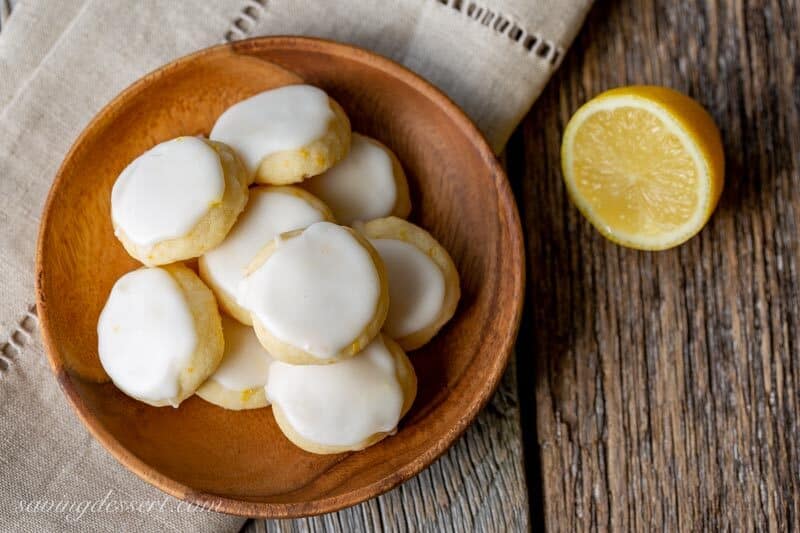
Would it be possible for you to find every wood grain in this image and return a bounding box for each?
[35,38,525,519]
[513,0,800,530]
[19,0,798,529]
[0,6,530,529]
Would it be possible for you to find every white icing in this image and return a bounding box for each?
[267,335,404,446]
[210,315,273,392]
[303,133,397,224]
[202,188,327,301]
[97,268,197,406]
[111,136,225,247]
[372,239,446,339]
[209,84,334,174]
[238,221,380,359]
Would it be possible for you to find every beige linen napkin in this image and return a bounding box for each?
[0,0,591,530]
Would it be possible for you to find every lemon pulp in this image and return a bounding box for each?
[562,86,724,250]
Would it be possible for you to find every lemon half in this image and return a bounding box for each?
[561,86,724,250]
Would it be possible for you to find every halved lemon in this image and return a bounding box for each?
[561,86,724,250]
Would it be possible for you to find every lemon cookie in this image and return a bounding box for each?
[268,334,417,454]
[111,136,249,266]
[238,221,389,365]
[196,315,274,410]
[209,84,351,185]
[302,133,411,224]
[356,216,460,350]
[198,186,333,324]
[97,264,224,407]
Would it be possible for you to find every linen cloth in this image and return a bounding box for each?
[0,0,591,530]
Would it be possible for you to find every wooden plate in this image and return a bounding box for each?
[35,36,524,518]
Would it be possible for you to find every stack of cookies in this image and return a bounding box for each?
[97,84,460,455]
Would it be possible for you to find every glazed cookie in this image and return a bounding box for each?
[355,216,460,351]
[238,221,389,365]
[111,136,249,266]
[268,334,417,454]
[196,315,274,410]
[198,186,333,325]
[209,84,351,185]
[302,133,411,224]
[97,264,224,407]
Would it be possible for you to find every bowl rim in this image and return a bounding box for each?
[35,35,525,519]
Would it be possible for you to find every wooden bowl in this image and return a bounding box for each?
[35,37,524,518]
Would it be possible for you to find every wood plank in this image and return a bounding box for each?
[514,0,800,530]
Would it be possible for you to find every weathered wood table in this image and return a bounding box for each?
[515,0,800,530]
[5,0,797,530]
